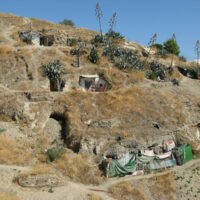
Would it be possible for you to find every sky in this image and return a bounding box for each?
[1,0,200,61]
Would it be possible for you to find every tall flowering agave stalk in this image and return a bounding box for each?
[42,60,65,91]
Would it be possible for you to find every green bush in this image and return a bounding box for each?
[149,72,157,80]
[163,38,180,56]
[41,60,63,80]
[46,145,65,162]
[152,43,163,50]
[88,47,100,64]
[150,62,166,80]
[171,78,179,86]
[105,31,124,40]
[187,67,198,79]
[92,34,106,45]
[156,48,168,58]
[59,19,75,26]
[69,38,78,46]
[0,129,6,133]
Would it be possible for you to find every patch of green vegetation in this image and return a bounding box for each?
[105,31,124,40]
[0,129,6,133]
[88,46,100,64]
[48,188,54,193]
[46,144,65,162]
[103,43,145,70]
[59,19,75,26]
[171,78,180,86]
[69,38,78,47]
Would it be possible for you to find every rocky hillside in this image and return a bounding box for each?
[0,12,200,200]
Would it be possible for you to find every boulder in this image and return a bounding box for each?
[18,174,64,188]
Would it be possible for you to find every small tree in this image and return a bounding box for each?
[163,35,180,56]
[195,40,200,65]
[59,19,75,26]
[70,42,86,67]
[41,60,65,91]
[95,3,103,36]
[108,12,117,32]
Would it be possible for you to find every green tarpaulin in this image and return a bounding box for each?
[104,144,193,177]
[107,153,137,177]
[178,144,193,164]
[150,159,176,170]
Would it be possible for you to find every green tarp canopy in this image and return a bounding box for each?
[105,153,154,177]
[104,144,193,177]
[107,153,137,177]
[178,144,193,164]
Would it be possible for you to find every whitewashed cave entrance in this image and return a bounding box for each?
[79,74,111,92]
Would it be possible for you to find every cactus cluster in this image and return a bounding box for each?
[88,46,100,64]
[103,43,145,70]
[150,61,166,80]
[41,60,63,80]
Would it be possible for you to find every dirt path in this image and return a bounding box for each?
[86,158,200,196]
[0,159,199,200]
[0,21,15,45]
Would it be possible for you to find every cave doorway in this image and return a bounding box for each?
[178,67,199,79]
[50,112,69,144]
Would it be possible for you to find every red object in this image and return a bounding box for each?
[99,85,103,92]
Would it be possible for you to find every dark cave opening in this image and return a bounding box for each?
[50,112,69,144]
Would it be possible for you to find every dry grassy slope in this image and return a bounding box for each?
[0,12,200,150]
[0,12,200,200]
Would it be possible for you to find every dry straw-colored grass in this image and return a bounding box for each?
[149,172,176,200]
[88,193,102,200]
[127,70,146,84]
[54,153,103,185]
[0,135,33,165]
[0,191,22,200]
[108,181,145,200]
[0,45,13,54]
[170,70,184,80]
[17,163,55,179]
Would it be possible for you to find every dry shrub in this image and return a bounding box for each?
[17,48,32,59]
[0,191,22,200]
[98,67,126,87]
[108,181,145,200]
[0,135,33,165]
[0,114,13,122]
[17,163,55,179]
[96,87,148,118]
[127,70,146,84]
[0,45,13,54]
[11,27,20,40]
[54,153,103,185]
[149,172,176,200]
